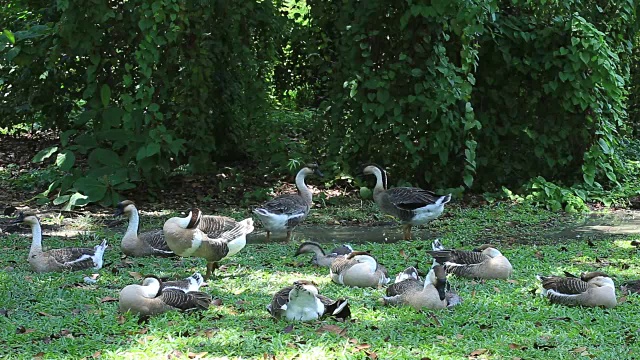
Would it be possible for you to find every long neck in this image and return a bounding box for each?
[295,171,313,204]
[126,208,140,236]
[141,280,161,298]
[30,221,43,255]
[372,168,387,195]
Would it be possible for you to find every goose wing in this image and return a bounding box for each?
[428,249,490,265]
[386,279,423,297]
[317,295,351,320]
[257,194,309,216]
[198,215,239,238]
[330,256,356,275]
[330,244,353,255]
[159,289,211,311]
[539,276,589,295]
[268,286,293,318]
[139,230,174,256]
[46,247,96,270]
[386,187,444,210]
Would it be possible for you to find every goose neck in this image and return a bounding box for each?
[295,171,313,204]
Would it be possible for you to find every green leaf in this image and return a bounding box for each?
[359,187,373,200]
[32,146,58,163]
[102,107,124,127]
[148,103,160,112]
[146,143,161,157]
[65,192,90,210]
[53,195,71,206]
[598,138,611,154]
[3,30,15,44]
[376,89,390,104]
[100,84,111,107]
[463,174,474,188]
[74,177,108,202]
[88,148,121,168]
[55,151,76,172]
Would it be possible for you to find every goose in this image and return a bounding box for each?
[382,265,461,310]
[118,275,212,317]
[161,272,205,292]
[114,200,174,257]
[536,271,617,308]
[361,164,451,240]
[294,241,353,267]
[621,280,640,294]
[163,208,254,279]
[330,251,390,288]
[11,211,108,273]
[267,280,350,321]
[253,163,323,242]
[428,240,512,280]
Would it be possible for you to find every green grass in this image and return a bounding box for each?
[1,203,639,359]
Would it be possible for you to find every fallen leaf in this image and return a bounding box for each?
[128,271,143,279]
[16,326,35,334]
[399,250,408,260]
[92,351,101,358]
[436,335,446,340]
[283,324,294,333]
[187,352,208,359]
[354,343,371,351]
[508,343,521,350]
[551,316,571,322]
[100,296,118,303]
[212,298,223,306]
[168,350,184,359]
[349,338,359,344]
[618,296,627,304]
[117,315,126,324]
[366,351,378,359]
[493,286,501,293]
[202,328,218,338]
[469,348,488,357]
[33,352,45,360]
[506,279,519,284]
[456,334,464,339]
[572,347,587,353]
[534,251,544,259]
[316,324,347,337]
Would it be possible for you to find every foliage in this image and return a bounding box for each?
[1,0,284,208]
[1,203,639,359]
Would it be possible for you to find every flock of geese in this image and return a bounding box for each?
[7,163,626,322]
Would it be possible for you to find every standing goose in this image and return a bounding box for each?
[267,280,351,321]
[382,265,461,310]
[163,208,254,279]
[11,211,108,273]
[114,200,174,257]
[361,164,451,240]
[294,241,353,267]
[536,272,617,308]
[118,276,212,317]
[330,251,390,288]
[428,240,512,280]
[253,163,323,242]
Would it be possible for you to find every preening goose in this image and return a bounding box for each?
[537,271,617,308]
[163,208,254,279]
[382,265,461,310]
[118,276,212,317]
[361,164,451,240]
[12,211,108,273]
[162,272,205,292]
[428,240,512,280]
[267,280,350,321]
[253,164,323,242]
[114,200,174,257]
[330,251,390,288]
[294,241,353,267]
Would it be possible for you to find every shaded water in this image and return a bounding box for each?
[553,209,640,238]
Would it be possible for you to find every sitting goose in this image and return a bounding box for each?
[536,272,617,308]
[114,200,174,257]
[361,164,451,240]
[294,241,353,267]
[253,163,323,242]
[163,208,254,279]
[428,240,512,280]
[267,280,350,321]
[119,275,212,317]
[11,211,108,273]
[330,251,390,288]
[382,265,461,310]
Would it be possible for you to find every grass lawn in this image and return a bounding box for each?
[1,202,639,359]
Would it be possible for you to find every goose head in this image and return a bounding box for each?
[11,211,39,225]
[473,244,503,258]
[581,272,615,288]
[140,276,163,297]
[291,280,319,297]
[426,265,447,301]
[114,200,136,217]
[301,163,324,178]
[171,208,202,229]
[395,266,419,283]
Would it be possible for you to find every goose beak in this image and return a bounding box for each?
[113,208,124,217]
[314,169,324,178]
[10,213,25,224]
[436,281,447,301]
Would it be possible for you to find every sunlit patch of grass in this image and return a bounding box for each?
[1,203,640,359]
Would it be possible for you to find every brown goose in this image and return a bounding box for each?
[382,265,461,310]
[294,241,353,267]
[361,164,451,240]
[537,271,616,308]
[118,275,211,317]
[330,251,390,288]
[163,208,254,279]
[11,211,108,273]
[267,280,350,321]
[428,240,512,280]
[114,200,174,257]
[253,164,323,242]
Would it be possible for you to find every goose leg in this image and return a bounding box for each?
[205,262,219,280]
[266,231,271,242]
[286,231,292,242]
